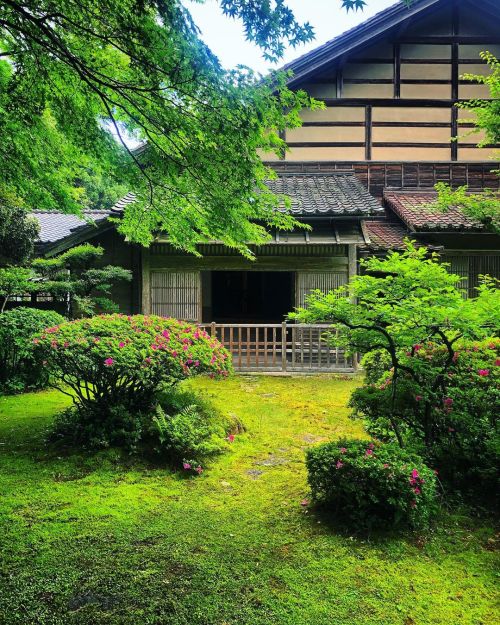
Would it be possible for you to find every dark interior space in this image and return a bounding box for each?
[207,271,294,323]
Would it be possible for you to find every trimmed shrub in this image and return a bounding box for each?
[0,307,64,392]
[33,314,232,417]
[306,438,438,529]
[351,339,500,493]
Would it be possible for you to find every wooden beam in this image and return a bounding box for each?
[336,67,343,99]
[365,105,372,161]
[141,247,151,315]
[394,43,401,99]
[451,105,458,161]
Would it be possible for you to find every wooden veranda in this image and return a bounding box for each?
[200,323,355,373]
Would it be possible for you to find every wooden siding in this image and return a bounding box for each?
[447,254,500,298]
[284,1,500,163]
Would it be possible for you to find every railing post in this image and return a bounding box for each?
[281,322,287,372]
[210,321,216,338]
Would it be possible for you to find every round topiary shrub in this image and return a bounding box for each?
[306,438,438,529]
[33,314,232,418]
[0,307,65,392]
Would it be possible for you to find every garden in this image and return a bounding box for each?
[0,244,498,624]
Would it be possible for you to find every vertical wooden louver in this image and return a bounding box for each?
[150,271,201,321]
[295,271,348,308]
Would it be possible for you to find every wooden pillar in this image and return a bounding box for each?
[348,244,359,371]
[141,246,151,315]
[348,244,357,284]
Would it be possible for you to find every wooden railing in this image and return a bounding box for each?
[200,323,354,373]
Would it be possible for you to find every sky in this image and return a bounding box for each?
[185,0,397,74]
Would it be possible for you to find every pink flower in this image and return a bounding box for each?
[414,487,421,495]
[368,442,375,450]
[410,500,417,509]
[339,447,347,454]
[171,350,178,357]
[32,338,39,344]
[478,369,490,377]
[162,330,170,339]
[383,463,389,469]
[495,359,500,367]
[227,434,235,443]
[119,342,126,348]
[144,357,152,364]
[300,499,309,507]
[443,397,453,407]
[336,460,343,469]
[411,469,419,479]
[413,344,422,351]
[195,466,203,475]
[183,462,191,470]
[365,449,373,457]
[415,395,422,402]
[104,358,114,367]
[194,360,200,367]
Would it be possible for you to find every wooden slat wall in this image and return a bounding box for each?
[446,254,500,298]
[295,271,347,308]
[150,271,200,321]
[283,1,500,163]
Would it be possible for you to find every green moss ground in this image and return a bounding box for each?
[0,375,497,625]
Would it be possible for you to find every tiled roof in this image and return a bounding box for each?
[32,210,111,244]
[267,172,384,216]
[383,191,484,231]
[361,220,409,250]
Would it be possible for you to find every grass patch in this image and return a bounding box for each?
[0,375,497,624]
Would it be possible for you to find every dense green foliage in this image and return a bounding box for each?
[306,438,438,528]
[292,244,499,496]
[433,182,500,233]
[0,307,64,393]
[0,194,39,266]
[153,387,238,469]
[32,244,132,317]
[0,0,326,254]
[0,244,131,317]
[34,314,231,416]
[353,339,500,492]
[1,376,497,625]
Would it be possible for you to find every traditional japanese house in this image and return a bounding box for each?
[32,0,500,372]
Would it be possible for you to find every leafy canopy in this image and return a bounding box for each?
[0,244,131,317]
[0,0,330,256]
[290,242,500,446]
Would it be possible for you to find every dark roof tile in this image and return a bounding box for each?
[268,172,384,216]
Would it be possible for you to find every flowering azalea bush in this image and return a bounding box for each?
[306,438,438,529]
[351,338,499,492]
[0,307,65,393]
[34,314,231,413]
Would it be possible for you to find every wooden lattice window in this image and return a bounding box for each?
[295,272,348,308]
[150,271,200,321]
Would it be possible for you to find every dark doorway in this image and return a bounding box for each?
[208,271,294,323]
